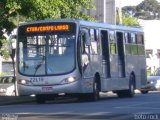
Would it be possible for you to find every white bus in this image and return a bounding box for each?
[15,19,147,103]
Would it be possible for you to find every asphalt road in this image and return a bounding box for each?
[0,92,160,120]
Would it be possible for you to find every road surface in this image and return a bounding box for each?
[0,92,160,120]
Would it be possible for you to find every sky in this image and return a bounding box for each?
[116,0,160,7]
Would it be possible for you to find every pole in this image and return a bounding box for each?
[117,0,122,24]
[10,49,16,96]
[103,0,106,23]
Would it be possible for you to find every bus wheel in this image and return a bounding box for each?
[78,78,100,102]
[117,74,135,98]
[36,95,45,104]
[78,81,100,101]
[88,79,100,101]
[127,74,135,97]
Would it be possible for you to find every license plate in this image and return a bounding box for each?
[41,87,53,92]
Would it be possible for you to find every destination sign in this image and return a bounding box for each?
[26,24,69,33]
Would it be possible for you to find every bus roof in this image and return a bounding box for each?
[20,18,143,33]
[79,20,143,33]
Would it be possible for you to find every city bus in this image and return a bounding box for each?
[15,19,147,103]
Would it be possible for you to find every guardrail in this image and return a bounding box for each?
[0,75,15,83]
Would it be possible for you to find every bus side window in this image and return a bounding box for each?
[90,29,98,54]
[95,29,101,54]
[81,32,89,54]
[80,29,90,70]
[131,33,138,55]
[109,31,117,54]
[137,33,145,55]
[124,32,131,55]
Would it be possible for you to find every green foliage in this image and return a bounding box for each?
[0,0,94,37]
[0,76,14,83]
[0,39,10,60]
[147,70,151,76]
[1,0,94,24]
[122,6,136,17]
[122,0,160,20]
[122,16,140,26]
[0,71,13,76]
[0,0,95,57]
[0,0,94,35]
[136,0,160,19]
[116,15,140,26]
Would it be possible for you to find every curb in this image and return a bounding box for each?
[0,96,35,105]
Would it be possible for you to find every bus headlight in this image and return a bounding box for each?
[60,77,77,84]
[18,79,30,85]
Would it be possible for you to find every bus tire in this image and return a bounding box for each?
[78,78,100,102]
[36,95,45,104]
[88,78,100,101]
[117,74,135,98]
[78,94,88,102]
[126,74,135,97]
[117,91,126,98]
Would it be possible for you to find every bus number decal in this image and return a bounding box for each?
[30,77,44,83]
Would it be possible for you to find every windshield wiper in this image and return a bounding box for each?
[34,55,45,75]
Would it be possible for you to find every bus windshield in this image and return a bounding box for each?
[18,22,76,76]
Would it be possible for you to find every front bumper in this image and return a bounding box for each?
[17,80,81,96]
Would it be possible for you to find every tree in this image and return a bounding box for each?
[122,6,136,17]
[122,16,140,26]
[136,0,160,19]
[1,0,94,35]
[0,0,95,58]
[122,0,160,20]
[116,15,140,26]
[117,6,140,26]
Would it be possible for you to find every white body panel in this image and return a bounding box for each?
[16,19,147,96]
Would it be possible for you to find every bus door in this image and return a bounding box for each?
[116,32,125,77]
[79,29,91,75]
[101,30,111,78]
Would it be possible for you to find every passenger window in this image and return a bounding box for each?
[96,29,101,54]
[131,33,138,55]
[109,31,117,54]
[137,33,145,55]
[137,34,144,44]
[124,32,131,55]
[81,32,89,54]
[131,33,136,44]
[80,29,90,71]
[124,33,128,44]
[90,29,98,54]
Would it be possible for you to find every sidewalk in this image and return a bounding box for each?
[0,96,35,105]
